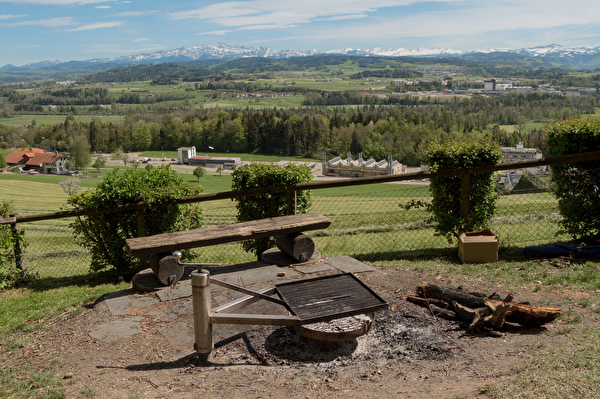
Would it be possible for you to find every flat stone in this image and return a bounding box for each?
[104,291,133,316]
[129,296,158,309]
[210,261,299,286]
[156,284,192,302]
[261,248,321,267]
[88,317,142,343]
[323,256,375,273]
[293,262,336,274]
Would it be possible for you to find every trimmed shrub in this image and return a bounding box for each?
[406,141,502,242]
[544,116,600,239]
[0,201,28,288]
[231,163,313,258]
[68,167,203,274]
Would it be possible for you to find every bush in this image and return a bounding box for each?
[406,141,502,242]
[544,116,600,239]
[231,163,313,258]
[68,167,203,274]
[0,201,28,288]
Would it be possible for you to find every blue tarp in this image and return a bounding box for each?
[524,244,600,258]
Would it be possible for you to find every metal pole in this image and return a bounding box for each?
[192,269,213,361]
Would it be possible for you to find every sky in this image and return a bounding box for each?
[1,0,600,67]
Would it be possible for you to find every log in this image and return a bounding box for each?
[487,299,562,327]
[276,233,315,262]
[149,253,184,286]
[406,296,456,320]
[416,282,485,309]
[415,283,562,328]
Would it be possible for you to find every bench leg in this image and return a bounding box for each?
[192,269,213,361]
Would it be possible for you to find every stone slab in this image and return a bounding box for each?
[104,291,134,316]
[88,317,142,343]
[129,296,158,309]
[156,284,192,302]
[210,261,299,286]
[323,256,375,273]
[293,262,336,274]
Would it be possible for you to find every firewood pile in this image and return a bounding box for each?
[407,282,562,331]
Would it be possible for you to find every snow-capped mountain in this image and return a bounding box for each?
[326,46,466,57]
[4,42,600,71]
[87,42,321,65]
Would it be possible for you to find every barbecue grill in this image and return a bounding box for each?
[191,270,388,360]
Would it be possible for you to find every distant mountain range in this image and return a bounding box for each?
[2,42,600,73]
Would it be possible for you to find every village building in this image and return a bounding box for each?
[324,153,402,177]
[500,141,542,163]
[178,146,241,169]
[5,150,67,174]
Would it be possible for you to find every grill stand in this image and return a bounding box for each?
[192,269,302,361]
[191,269,388,362]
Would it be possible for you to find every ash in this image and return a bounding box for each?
[211,308,459,371]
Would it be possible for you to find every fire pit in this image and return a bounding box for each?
[191,271,388,360]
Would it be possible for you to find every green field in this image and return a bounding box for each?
[498,122,545,134]
[0,115,124,126]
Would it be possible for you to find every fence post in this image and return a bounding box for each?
[9,213,25,271]
[137,209,148,269]
[288,189,297,215]
[460,174,471,229]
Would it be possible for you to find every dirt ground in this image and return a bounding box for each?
[5,267,574,399]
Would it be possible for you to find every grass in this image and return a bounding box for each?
[2,169,600,397]
[487,327,600,398]
[0,115,124,126]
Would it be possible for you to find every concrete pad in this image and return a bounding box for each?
[104,291,134,316]
[210,261,299,287]
[89,317,142,343]
[323,256,375,273]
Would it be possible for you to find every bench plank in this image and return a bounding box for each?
[126,213,331,257]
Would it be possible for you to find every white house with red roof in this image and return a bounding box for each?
[4,150,67,174]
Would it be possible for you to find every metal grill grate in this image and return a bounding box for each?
[275,273,388,323]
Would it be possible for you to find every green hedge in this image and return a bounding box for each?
[408,141,502,242]
[232,163,312,258]
[544,116,600,239]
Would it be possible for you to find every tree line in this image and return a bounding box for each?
[2,93,595,166]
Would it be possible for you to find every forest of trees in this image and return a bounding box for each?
[1,93,595,166]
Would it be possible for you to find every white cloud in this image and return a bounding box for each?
[7,16,75,27]
[197,30,232,35]
[0,14,27,19]
[82,43,166,54]
[327,14,368,20]
[132,38,149,42]
[0,0,117,6]
[113,10,159,17]
[68,21,124,31]
[95,5,111,9]
[0,0,117,4]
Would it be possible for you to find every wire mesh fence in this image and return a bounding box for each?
[10,165,592,281]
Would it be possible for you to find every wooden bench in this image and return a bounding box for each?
[125,213,332,285]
